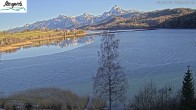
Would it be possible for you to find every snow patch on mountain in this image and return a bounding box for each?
[8,5,141,32]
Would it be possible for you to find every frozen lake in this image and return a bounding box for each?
[0,29,196,98]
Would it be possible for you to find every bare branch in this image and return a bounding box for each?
[93,33,128,110]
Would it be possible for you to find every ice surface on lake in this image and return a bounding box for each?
[0,29,196,98]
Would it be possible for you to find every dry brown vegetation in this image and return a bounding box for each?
[0,88,89,110]
[86,8,195,30]
[0,88,105,110]
[0,29,86,53]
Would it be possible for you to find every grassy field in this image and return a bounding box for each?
[0,29,86,53]
[0,30,85,39]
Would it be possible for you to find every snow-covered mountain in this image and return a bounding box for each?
[76,13,95,24]
[8,5,141,32]
[100,5,129,19]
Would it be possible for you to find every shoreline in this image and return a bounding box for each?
[86,28,157,35]
[0,28,160,53]
[0,33,87,53]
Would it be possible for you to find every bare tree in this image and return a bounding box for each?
[93,33,128,110]
[130,81,157,110]
[129,81,177,110]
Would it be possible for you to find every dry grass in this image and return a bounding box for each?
[0,30,86,53]
[0,88,90,110]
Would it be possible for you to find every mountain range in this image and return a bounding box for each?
[8,5,196,32]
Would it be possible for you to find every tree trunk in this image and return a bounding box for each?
[109,75,112,110]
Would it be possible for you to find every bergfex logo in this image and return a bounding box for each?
[0,0,27,13]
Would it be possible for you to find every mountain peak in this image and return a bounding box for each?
[107,5,128,15]
[112,5,121,10]
[110,5,122,12]
[83,13,88,16]
[78,13,94,18]
[57,15,65,18]
[82,13,92,17]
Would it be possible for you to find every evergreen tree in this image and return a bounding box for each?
[181,65,195,108]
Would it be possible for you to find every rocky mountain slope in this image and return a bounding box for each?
[8,6,196,32]
[9,5,140,32]
[85,8,195,30]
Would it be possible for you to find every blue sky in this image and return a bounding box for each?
[0,0,195,31]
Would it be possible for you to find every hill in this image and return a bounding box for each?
[158,11,196,28]
[85,8,196,30]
